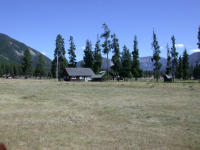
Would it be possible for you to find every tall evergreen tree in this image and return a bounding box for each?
[193,64,200,79]
[13,65,18,76]
[93,36,102,73]
[171,35,178,81]
[176,56,183,79]
[120,45,132,79]
[151,31,162,82]
[0,64,2,76]
[9,64,14,75]
[166,44,172,75]
[194,26,200,81]
[51,34,67,80]
[0,63,5,76]
[198,26,200,49]
[22,49,32,77]
[182,49,190,80]
[132,36,142,80]
[35,54,47,78]
[111,34,121,77]
[17,65,23,75]
[101,23,111,77]
[83,40,94,69]
[68,36,76,67]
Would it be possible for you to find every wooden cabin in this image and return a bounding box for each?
[64,68,95,81]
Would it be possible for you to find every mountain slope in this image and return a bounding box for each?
[189,52,200,66]
[139,56,167,71]
[0,33,51,68]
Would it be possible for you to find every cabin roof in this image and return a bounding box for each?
[165,74,172,79]
[65,68,95,77]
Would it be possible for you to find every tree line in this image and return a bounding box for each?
[0,50,49,78]
[51,24,200,81]
[1,24,200,81]
[50,24,144,80]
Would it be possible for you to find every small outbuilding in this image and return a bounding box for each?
[92,71,106,81]
[64,68,95,81]
[163,74,173,82]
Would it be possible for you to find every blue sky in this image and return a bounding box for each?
[0,0,200,61]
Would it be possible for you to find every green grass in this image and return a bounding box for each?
[0,79,200,150]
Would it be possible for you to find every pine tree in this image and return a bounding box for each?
[132,36,142,80]
[151,31,162,82]
[165,44,171,75]
[176,56,183,79]
[35,54,47,78]
[193,64,200,79]
[182,49,189,80]
[101,23,111,77]
[22,49,33,77]
[189,66,193,79]
[193,65,197,79]
[51,34,68,80]
[13,65,18,76]
[93,36,102,74]
[83,40,94,69]
[9,64,14,76]
[51,59,56,78]
[111,34,121,77]
[0,63,3,76]
[68,36,76,67]
[120,45,132,79]
[17,65,23,75]
[171,35,178,81]
[198,26,200,49]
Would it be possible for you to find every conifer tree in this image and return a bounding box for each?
[0,63,2,76]
[93,36,102,73]
[13,65,18,76]
[0,63,5,76]
[182,49,189,80]
[171,35,178,81]
[198,26,200,49]
[9,64,14,75]
[51,34,68,80]
[68,36,76,67]
[101,23,111,77]
[22,49,33,77]
[151,31,162,82]
[17,65,23,75]
[35,54,47,78]
[83,40,94,69]
[195,26,200,80]
[120,45,132,79]
[132,36,142,80]
[166,44,171,75]
[176,56,183,79]
[193,64,200,79]
[111,34,121,77]
[0,66,2,77]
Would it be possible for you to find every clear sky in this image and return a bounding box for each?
[0,0,200,60]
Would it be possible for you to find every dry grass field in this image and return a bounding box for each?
[0,79,200,150]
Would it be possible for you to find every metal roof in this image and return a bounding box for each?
[65,68,95,77]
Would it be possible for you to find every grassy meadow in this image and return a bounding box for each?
[0,78,200,150]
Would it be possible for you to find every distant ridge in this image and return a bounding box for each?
[77,52,200,71]
[0,33,52,68]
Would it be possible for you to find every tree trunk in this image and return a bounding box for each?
[107,53,109,79]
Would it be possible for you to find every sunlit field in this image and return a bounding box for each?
[0,79,200,150]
